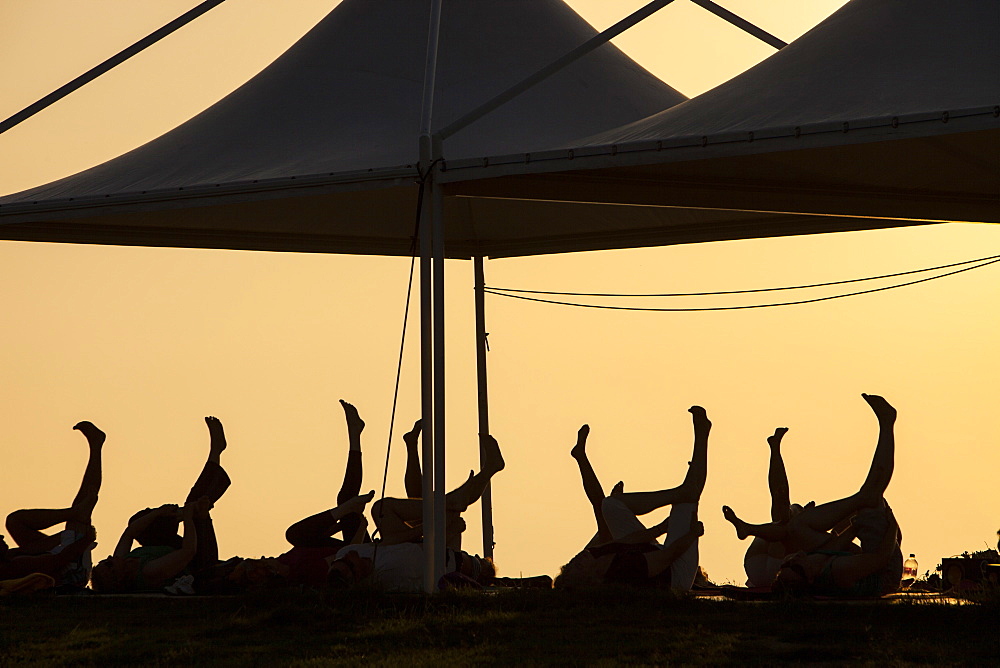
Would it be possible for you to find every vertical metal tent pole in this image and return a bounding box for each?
[431,178,447,590]
[418,181,435,593]
[474,256,494,559]
[419,0,443,594]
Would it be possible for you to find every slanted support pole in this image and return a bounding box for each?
[438,0,679,141]
[419,0,444,594]
[473,256,494,559]
[689,0,787,49]
[0,0,230,136]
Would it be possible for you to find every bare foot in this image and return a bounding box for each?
[205,416,227,455]
[689,406,711,433]
[73,421,106,448]
[767,427,788,450]
[570,424,589,460]
[610,480,624,498]
[340,490,375,516]
[446,472,476,513]
[722,505,749,540]
[480,434,505,474]
[340,400,366,435]
[403,419,421,446]
[861,394,896,422]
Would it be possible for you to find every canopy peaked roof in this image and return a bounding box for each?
[443,0,999,254]
[0,0,684,257]
[2,0,996,259]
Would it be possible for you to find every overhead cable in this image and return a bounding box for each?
[483,255,1000,312]
[486,253,1000,298]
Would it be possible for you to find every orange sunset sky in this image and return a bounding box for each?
[1,0,997,585]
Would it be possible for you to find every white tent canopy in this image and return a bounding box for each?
[0,0,685,258]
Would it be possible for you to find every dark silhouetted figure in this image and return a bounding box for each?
[339,427,505,589]
[1,421,104,586]
[738,426,815,587]
[554,406,710,591]
[723,394,903,597]
[90,416,230,593]
[202,400,376,592]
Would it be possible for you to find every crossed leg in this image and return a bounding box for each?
[5,421,105,553]
[723,394,897,552]
[599,406,712,591]
[372,434,505,547]
[185,416,232,573]
[609,406,711,516]
[742,427,795,586]
[285,401,370,548]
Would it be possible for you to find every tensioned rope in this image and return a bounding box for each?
[372,161,439,544]
[483,253,1000,312]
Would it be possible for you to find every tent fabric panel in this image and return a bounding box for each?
[0,186,424,257]
[576,0,999,147]
[0,0,684,208]
[2,128,994,259]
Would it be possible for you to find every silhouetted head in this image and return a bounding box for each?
[128,508,182,548]
[227,558,290,589]
[772,552,813,597]
[90,556,140,593]
[326,550,374,589]
[553,551,602,589]
[453,550,496,585]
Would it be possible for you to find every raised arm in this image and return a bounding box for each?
[830,505,900,587]
[138,501,202,586]
[113,504,178,558]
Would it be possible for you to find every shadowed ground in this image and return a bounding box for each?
[1,588,996,666]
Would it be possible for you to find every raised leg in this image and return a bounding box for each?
[767,427,790,523]
[858,394,895,497]
[285,492,374,548]
[614,406,710,515]
[788,394,896,535]
[722,505,788,542]
[337,400,366,543]
[5,508,73,550]
[571,425,611,542]
[186,418,232,504]
[373,434,505,541]
[184,417,233,572]
[285,401,369,547]
[403,419,422,499]
[600,496,648,542]
[443,434,504,513]
[5,422,105,549]
[645,504,703,589]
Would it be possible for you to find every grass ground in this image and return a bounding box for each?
[1,588,996,666]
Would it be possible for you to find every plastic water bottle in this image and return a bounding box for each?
[903,554,918,584]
